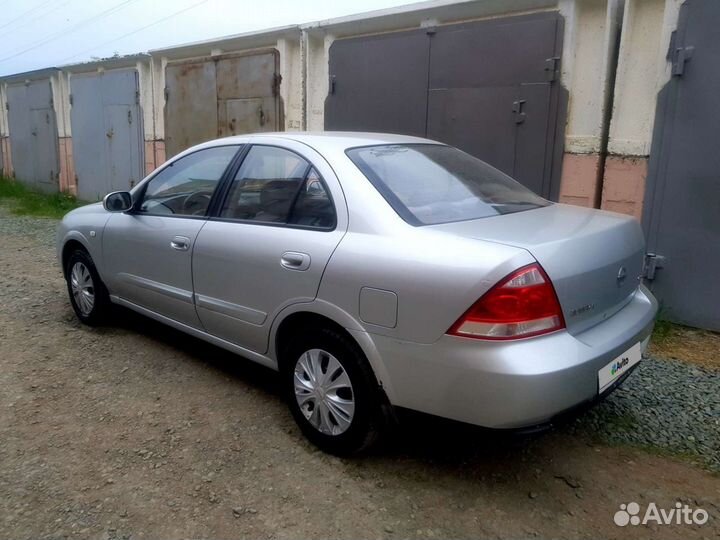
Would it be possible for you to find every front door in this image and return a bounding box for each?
[192,141,346,354]
[102,145,240,328]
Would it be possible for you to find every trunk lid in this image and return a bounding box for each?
[432,204,645,335]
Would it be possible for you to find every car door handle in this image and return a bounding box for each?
[170,236,190,251]
[280,251,311,271]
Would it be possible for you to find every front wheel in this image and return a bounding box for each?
[65,249,111,325]
[282,327,389,455]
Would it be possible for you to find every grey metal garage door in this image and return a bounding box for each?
[643,0,720,331]
[70,69,144,201]
[325,12,566,199]
[165,51,280,158]
[6,80,59,191]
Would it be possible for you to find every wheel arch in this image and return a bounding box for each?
[269,301,397,404]
[60,237,90,278]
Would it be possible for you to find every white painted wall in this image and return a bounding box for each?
[277,37,304,130]
[561,0,622,154]
[50,71,71,138]
[0,83,8,137]
[608,0,682,156]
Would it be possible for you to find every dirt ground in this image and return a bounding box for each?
[0,208,718,540]
[649,324,720,371]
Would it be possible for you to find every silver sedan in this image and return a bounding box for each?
[57,133,658,454]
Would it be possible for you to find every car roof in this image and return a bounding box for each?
[213,131,443,153]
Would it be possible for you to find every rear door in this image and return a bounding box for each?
[192,139,347,354]
[103,145,240,327]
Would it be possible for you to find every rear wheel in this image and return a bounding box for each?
[65,249,110,325]
[282,327,388,455]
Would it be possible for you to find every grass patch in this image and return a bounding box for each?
[648,318,720,369]
[651,318,676,342]
[0,176,86,219]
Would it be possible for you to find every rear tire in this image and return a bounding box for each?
[281,326,388,455]
[65,249,111,326]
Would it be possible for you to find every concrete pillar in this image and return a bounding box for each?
[0,83,12,177]
[50,71,76,194]
[602,0,682,219]
[303,30,333,132]
[277,37,304,131]
[557,0,622,208]
[139,56,167,175]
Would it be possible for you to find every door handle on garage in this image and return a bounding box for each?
[170,236,190,251]
[280,251,311,271]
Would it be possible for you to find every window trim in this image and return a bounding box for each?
[208,144,338,232]
[129,144,244,219]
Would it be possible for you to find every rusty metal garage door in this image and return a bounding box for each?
[325,12,566,199]
[70,69,144,201]
[6,80,59,191]
[643,0,720,330]
[165,51,280,158]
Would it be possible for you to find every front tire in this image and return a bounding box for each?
[282,327,388,455]
[65,249,111,326]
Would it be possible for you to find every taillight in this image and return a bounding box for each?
[448,263,565,340]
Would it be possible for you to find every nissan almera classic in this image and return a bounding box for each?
[57,132,658,454]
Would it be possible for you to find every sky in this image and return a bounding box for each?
[0,0,416,76]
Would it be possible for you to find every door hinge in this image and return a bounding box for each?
[5,102,8,111]
[512,100,527,124]
[272,73,282,97]
[671,45,695,76]
[69,93,73,106]
[643,253,665,281]
[544,56,560,82]
[329,74,336,95]
[135,90,140,104]
[164,87,169,101]
[128,110,132,124]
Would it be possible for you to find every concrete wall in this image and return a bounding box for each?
[601,0,681,219]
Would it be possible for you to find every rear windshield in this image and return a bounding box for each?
[346,144,550,225]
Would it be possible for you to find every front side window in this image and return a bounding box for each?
[347,144,550,225]
[220,146,336,229]
[138,146,239,216]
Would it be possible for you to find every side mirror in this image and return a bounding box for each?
[103,191,133,212]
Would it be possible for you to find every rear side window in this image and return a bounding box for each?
[346,144,549,225]
[220,145,336,229]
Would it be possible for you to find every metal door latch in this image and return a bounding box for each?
[512,100,527,124]
[643,253,665,280]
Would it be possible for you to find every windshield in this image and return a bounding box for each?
[346,144,550,225]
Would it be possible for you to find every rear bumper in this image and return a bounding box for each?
[370,284,658,429]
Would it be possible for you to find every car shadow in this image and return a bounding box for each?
[104,304,577,468]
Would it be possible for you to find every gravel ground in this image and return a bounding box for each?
[571,359,720,472]
[1,203,718,540]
